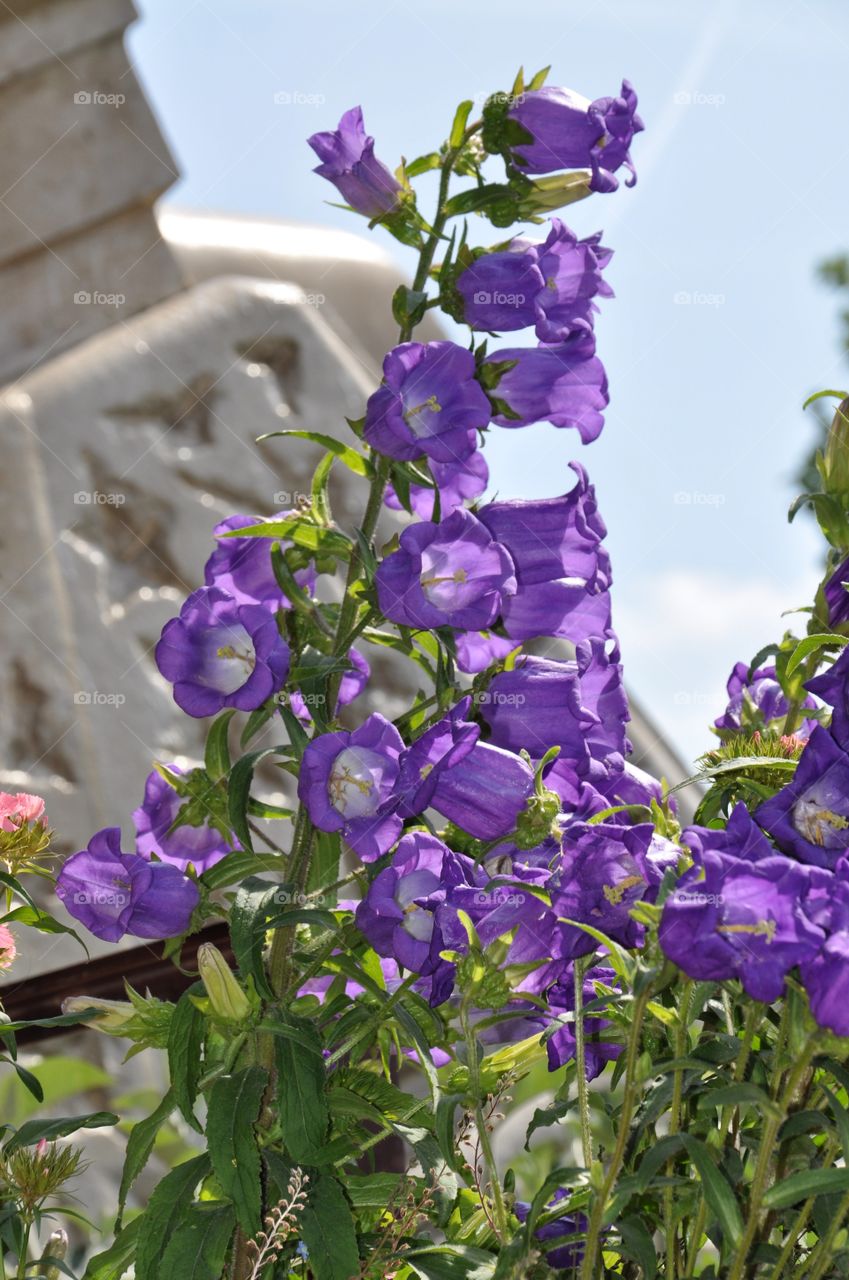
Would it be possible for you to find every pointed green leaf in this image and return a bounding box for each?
[274,1015,329,1162]
[117,1091,175,1225]
[135,1154,211,1280]
[207,1066,266,1233]
[158,1202,236,1280]
[168,989,205,1131]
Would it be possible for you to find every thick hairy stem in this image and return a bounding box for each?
[580,983,653,1280]
[664,981,692,1280]
[461,1002,509,1241]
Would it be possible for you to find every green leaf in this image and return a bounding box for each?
[763,1167,849,1210]
[200,850,282,891]
[83,1216,141,1280]
[255,429,371,476]
[207,1066,266,1233]
[406,1244,496,1280]
[785,632,849,676]
[680,1134,743,1248]
[670,755,799,794]
[405,151,441,178]
[158,1202,236,1280]
[4,1111,118,1154]
[135,1154,211,1280]
[227,515,352,559]
[449,100,474,148]
[298,1172,360,1280]
[618,1214,657,1278]
[117,1090,175,1226]
[203,709,236,781]
[230,876,281,999]
[803,388,849,409]
[275,1015,329,1161]
[167,990,205,1132]
[227,748,286,852]
[345,1172,404,1209]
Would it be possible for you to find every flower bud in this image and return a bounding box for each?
[62,996,137,1031]
[198,943,252,1023]
[44,1229,69,1280]
[822,397,849,496]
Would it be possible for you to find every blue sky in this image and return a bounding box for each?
[129,0,849,765]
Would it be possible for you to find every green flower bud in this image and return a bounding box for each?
[821,397,849,496]
[198,943,252,1023]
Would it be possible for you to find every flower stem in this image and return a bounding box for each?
[461,1000,509,1241]
[579,981,654,1280]
[798,1184,849,1280]
[664,981,692,1280]
[573,957,593,1171]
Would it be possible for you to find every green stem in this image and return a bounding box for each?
[727,1042,819,1280]
[15,1217,30,1280]
[768,1138,839,1280]
[664,981,692,1280]
[580,982,654,1280]
[573,957,593,1171]
[798,1184,849,1280]
[461,1001,509,1241]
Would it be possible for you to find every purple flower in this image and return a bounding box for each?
[554,822,654,958]
[508,80,643,192]
[384,452,489,521]
[755,726,849,869]
[487,331,609,443]
[133,767,238,873]
[802,930,849,1036]
[56,827,199,942]
[428,740,535,842]
[514,1190,587,1270]
[576,637,632,780]
[375,508,516,632]
[307,106,402,219]
[355,832,480,1003]
[298,713,405,861]
[715,661,816,735]
[155,587,290,718]
[289,648,370,723]
[454,629,516,674]
[806,646,849,749]
[825,555,849,626]
[685,803,776,866]
[478,463,612,644]
[396,698,479,818]
[659,847,823,1002]
[479,655,594,770]
[364,342,491,464]
[456,219,613,341]
[204,512,316,611]
[544,964,621,1077]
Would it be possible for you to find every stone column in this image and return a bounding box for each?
[0,0,183,383]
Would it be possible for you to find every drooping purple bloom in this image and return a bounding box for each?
[576,637,632,780]
[479,655,594,770]
[375,508,516,632]
[543,964,621,1077]
[487,331,609,443]
[508,80,643,192]
[355,832,481,1004]
[133,767,238,873]
[56,827,199,942]
[155,587,290,718]
[456,219,612,342]
[298,713,405,861]
[384,451,489,521]
[659,847,823,1002]
[428,741,535,842]
[307,106,402,219]
[454,629,516,674]
[478,463,612,643]
[755,726,849,869]
[514,1190,587,1270]
[802,928,849,1036]
[714,661,816,735]
[396,697,479,818]
[363,341,491,463]
[825,554,849,626]
[806,645,849,749]
[685,802,776,867]
[204,512,316,611]
[554,822,654,958]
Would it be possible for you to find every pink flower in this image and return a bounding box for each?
[0,792,46,832]
[0,924,17,969]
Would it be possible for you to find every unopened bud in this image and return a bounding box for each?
[43,1228,68,1280]
[198,944,252,1022]
[823,397,849,497]
[62,996,136,1032]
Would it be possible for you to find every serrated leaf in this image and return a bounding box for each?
[117,1091,175,1226]
[158,1202,235,1280]
[4,1111,118,1154]
[275,1015,329,1161]
[168,990,205,1131]
[230,876,281,999]
[207,1067,266,1233]
[83,1216,141,1280]
[298,1172,360,1280]
[135,1154,210,1280]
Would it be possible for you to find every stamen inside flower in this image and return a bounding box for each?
[328,747,386,818]
[602,874,644,906]
[717,920,777,943]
